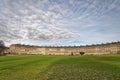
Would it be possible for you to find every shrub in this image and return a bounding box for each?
[80,52,85,55]
[71,52,73,56]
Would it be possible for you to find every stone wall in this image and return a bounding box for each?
[7,42,120,55]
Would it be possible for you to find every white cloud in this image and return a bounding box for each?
[48,4,70,16]
[0,0,120,46]
[69,0,75,5]
[0,0,80,46]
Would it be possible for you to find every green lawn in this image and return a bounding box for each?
[0,55,120,80]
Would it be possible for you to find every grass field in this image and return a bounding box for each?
[0,55,120,80]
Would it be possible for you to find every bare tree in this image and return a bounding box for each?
[0,40,5,47]
[0,40,5,55]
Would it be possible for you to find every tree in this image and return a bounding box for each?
[0,40,5,47]
[80,52,85,55]
[71,52,73,56]
[0,40,5,55]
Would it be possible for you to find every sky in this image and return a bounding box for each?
[0,0,120,46]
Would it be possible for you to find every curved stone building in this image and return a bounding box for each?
[7,41,120,55]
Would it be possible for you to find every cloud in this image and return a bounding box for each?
[48,3,70,16]
[69,0,75,5]
[0,0,80,46]
[0,0,120,46]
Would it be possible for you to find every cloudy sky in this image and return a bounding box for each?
[0,0,120,46]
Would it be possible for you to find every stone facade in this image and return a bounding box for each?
[7,42,120,55]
